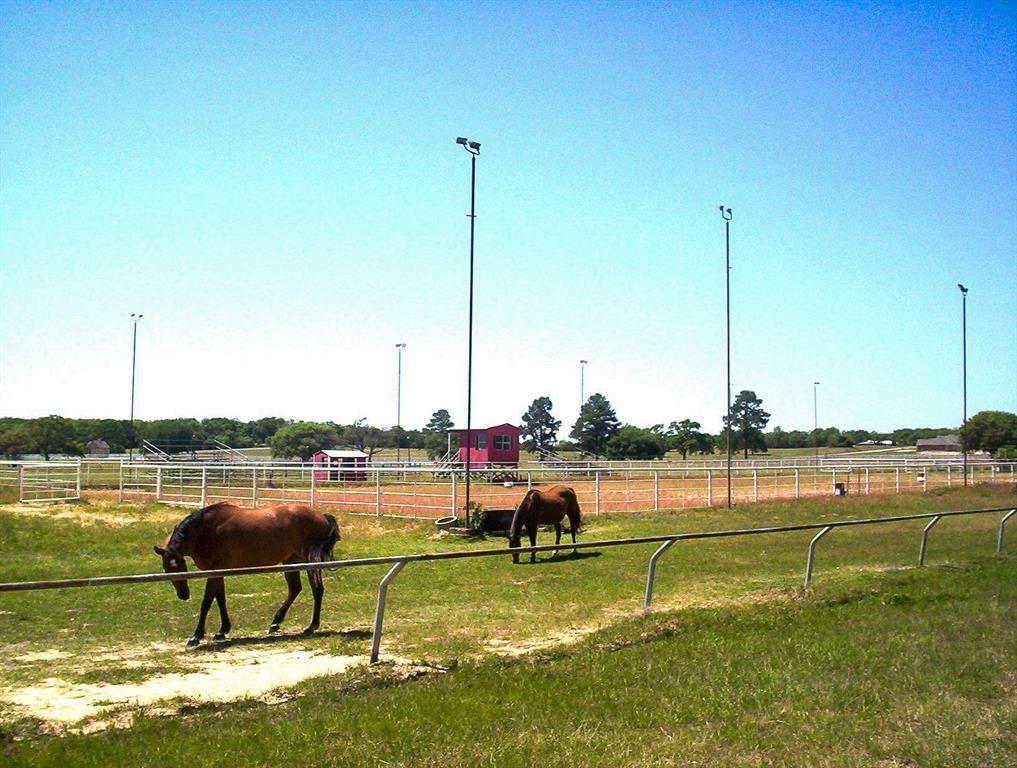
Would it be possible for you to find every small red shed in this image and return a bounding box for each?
[313,449,369,481]
[449,423,521,468]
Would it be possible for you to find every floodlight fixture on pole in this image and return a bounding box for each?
[395,343,406,465]
[457,136,480,525]
[129,314,143,459]
[720,205,733,508]
[958,284,968,485]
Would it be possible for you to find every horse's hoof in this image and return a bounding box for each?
[268,623,281,634]
[301,625,318,636]
[213,632,227,641]
[186,636,202,647]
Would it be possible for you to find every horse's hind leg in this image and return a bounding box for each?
[211,578,231,641]
[303,568,324,635]
[270,570,302,633]
[553,522,562,558]
[527,523,538,564]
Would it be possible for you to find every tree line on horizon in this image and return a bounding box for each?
[3,396,1015,460]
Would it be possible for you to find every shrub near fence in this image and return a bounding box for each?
[112,461,1017,520]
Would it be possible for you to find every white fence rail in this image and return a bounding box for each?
[115,460,1017,519]
[0,461,82,503]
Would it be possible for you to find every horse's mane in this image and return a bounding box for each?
[168,502,231,551]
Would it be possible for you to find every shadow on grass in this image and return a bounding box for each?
[188,627,372,653]
[517,551,603,566]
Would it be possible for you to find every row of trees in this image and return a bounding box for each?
[4,406,1015,461]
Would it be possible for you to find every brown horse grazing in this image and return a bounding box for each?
[508,485,584,564]
[153,502,341,646]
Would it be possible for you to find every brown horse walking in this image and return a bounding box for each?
[154,502,341,646]
[508,485,584,564]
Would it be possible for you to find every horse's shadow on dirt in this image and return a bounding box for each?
[188,627,373,654]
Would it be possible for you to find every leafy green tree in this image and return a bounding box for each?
[724,390,771,458]
[73,419,135,453]
[421,409,455,459]
[570,393,620,457]
[665,419,713,459]
[140,419,202,448]
[269,422,340,460]
[0,421,34,458]
[606,425,665,459]
[245,417,288,444]
[31,415,82,459]
[341,418,386,460]
[520,396,561,454]
[961,411,1017,456]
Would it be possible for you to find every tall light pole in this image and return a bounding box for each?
[395,343,406,465]
[813,381,821,464]
[129,313,143,459]
[958,284,968,485]
[579,359,588,411]
[456,136,480,525]
[720,205,733,508]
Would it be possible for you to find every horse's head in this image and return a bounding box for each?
[153,543,190,600]
[507,493,529,564]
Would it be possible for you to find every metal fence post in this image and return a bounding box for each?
[200,467,207,507]
[118,461,124,503]
[865,468,870,495]
[998,509,1016,554]
[18,465,24,503]
[896,468,900,494]
[918,515,941,566]
[804,525,833,587]
[375,471,382,518]
[595,471,601,515]
[947,465,952,486]
[156,467,163,502]
[832,468,837,496]
[644,539,677,609]
[75,459,82,499]
[795,468,800,499]
[451,472,457,516]
[707,470,712,507]
[310,468,316,507]
[923,466,928,492]
[370,559,408,663]
[527,471,532,491]
[753,469,759,502]
[252,468,258,506]
[654,470,659,513]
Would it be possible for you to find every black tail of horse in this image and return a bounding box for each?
[566,488,585,534]
[310,514,341,562]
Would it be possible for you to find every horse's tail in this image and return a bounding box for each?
[310,514,341,562]
[565,487,584,534]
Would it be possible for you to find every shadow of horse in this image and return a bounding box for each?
[188,627,373,653]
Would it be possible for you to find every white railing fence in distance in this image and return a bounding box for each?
[0,461,82,503]
[115,461,1017,520]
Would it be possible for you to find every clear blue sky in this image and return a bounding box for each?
[1,1,1015,434]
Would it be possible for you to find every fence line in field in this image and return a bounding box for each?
[1,506,1013,664]
[110,460,1017,519]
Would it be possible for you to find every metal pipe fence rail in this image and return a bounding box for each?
[113,460,1017,520]
[2,506,1012,663]
[0,460,82,503]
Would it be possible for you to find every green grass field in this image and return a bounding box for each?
[1,484,1014,765]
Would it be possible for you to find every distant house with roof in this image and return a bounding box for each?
[85,439,110,457]
[312,449,369,481]
[915,434,961,452]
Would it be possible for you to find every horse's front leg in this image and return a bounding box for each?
[553,522,562,558]
[188,579,216,646]
[527,523,538,564]
[302,569,324,635]
[211,578,231,641]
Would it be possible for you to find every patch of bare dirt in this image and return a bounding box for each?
[1,645,373,728]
